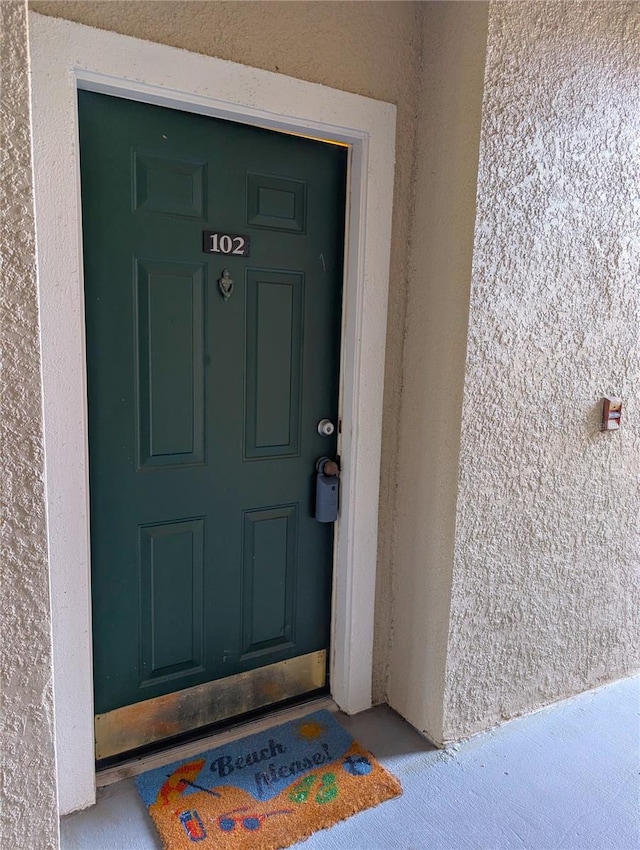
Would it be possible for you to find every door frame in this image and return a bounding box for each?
[29,11,396,816]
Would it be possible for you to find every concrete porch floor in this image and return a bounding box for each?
[61,675,639,849]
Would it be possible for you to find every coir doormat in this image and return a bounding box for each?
[136,710,402,849]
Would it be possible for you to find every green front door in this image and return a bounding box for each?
[78,91,346,760]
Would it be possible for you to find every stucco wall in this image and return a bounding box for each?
[30,0,424,706]
[443,0,640,741]
[388,2,489,741]
[0,1,59,847]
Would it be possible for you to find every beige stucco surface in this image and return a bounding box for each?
[30,0,424,705]
[0,1,59,847]
[443,0,640,741]
[388,2,489,742]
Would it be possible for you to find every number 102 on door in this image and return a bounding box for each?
[203,230,251,257]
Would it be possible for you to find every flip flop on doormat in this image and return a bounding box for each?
[136,710,402,849]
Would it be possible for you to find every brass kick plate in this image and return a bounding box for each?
[95,650,326,760]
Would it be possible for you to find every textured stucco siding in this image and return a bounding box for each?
[388,2,489,742]
[29,0,424,707]
[443,0,640,740]
[0,1,59,847]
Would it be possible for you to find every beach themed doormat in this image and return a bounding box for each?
[136,710,402,850]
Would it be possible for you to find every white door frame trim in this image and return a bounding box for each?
[29,11,395,816]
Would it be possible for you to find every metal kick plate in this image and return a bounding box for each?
[95,650,326,760]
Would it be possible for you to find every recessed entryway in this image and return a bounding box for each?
[29,12,396,814]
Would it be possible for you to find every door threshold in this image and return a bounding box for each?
[96,695,338,788]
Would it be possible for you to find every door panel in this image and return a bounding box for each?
[245,270,304,458]
[134,152,207,219]
[78,90,346,754]
[247,172,306,232]
[139,519,205,682]
[241,504,298,657]
[136,260,206,467]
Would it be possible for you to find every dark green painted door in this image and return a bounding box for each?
[79,91,346,721]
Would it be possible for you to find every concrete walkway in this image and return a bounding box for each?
[61,675,639,849]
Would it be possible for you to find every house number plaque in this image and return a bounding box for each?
[203,231,250,257]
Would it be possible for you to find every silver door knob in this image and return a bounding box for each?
[317,419,335,437]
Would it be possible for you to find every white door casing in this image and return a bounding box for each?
[28,12,396,815]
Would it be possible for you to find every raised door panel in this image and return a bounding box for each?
[136,260,206,468]
[241,505,298,659]
[134,152,207,219]
[244,270,304,459]
[139,519,205,686]
[246,172,306,233]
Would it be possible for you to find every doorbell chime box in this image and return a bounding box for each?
[601,396,622,431]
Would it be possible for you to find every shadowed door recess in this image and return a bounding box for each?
[78,91,347,759]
